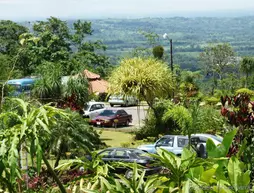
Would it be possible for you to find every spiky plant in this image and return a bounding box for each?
[108,57,175,116]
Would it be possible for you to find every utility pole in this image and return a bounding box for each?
[170,39,173,72]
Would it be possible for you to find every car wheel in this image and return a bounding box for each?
[125,120,130,126]
[110,104,114,107]
[125,169,133,179]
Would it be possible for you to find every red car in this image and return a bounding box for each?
[89,108,132,127]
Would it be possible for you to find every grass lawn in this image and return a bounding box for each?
[98,129,134,147]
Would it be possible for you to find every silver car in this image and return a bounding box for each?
[108,95,138,107]
[137,135,189,155]
[191,133,223,158]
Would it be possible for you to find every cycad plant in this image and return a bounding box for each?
[48,109,103,168]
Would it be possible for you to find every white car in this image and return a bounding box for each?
[108,95,138,107]
[191,133,223,158]
[83,101,106,119]
[137,135,189,155]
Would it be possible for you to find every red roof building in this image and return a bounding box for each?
[83,69,108,94]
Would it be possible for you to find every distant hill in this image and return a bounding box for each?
[86,16,254,70]
[20,16,254,70]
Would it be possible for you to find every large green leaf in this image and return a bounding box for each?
[207,129,237,158]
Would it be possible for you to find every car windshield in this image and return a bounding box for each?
[84,104,90,111]
[8,84,21,91]
[99,110,117,116]
[208,135,223,143]
[129,149,148,157]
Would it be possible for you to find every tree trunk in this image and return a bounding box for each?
[42,153,67,193]
[54,151,61,168]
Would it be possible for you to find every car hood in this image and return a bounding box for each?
[138,144,155,149]
[93,116,115,120]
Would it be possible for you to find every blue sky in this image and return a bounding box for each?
[0,0,254,20]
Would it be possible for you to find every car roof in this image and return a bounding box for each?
[104,108,126,111]
[101,147,143,151]
[162,135,188,138]
[192,133,217,137]
[87,101,105,105]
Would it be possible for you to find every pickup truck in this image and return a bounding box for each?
[90,108,132,127]
[137,135,189,155]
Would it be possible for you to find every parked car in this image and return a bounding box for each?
[89,108,132,127]
[137,135,189,155]
[87,148,162,178]
[191,134,223,158]
[82,101,105,119]
[108,95,138,107]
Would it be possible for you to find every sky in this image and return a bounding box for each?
[0,0,254,20]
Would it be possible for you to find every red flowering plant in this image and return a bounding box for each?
[220,92,254,176]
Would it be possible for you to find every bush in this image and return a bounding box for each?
[120,142,131,148]
[134,99,180,140]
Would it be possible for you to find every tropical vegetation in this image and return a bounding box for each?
[1,15,254,193]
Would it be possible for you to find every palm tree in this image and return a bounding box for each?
[163,101,206,148]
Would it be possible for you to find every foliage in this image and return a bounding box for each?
[235,88,254,96]
[0,20,28,55]
[33,61,63,101]
[220,93,254,181]
[0,98,68,192]
[240,57,254,87]
[152,45,164,59]
[63,74,89,108]
[135,100,179,139]
[108,57,175,113]
[163,101,210,146]
[0,17,111,78]
[199,43,237,94]
[47,109,103,168]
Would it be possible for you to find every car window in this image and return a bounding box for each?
[84,104,90,111]
[199,137,208,143]
[191,137,200,145]
[156,137,174,147]
[120,110,128,115]
[129,149,147,157]
[114,150,129,159]
[99,110,117,116]
[98,150,113,158]
[178,138,189,147]
[90,104,96,111]
[95,104,104,109]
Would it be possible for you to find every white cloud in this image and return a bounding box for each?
[0,0,254,20]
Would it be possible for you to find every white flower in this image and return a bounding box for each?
[163,33,168,39]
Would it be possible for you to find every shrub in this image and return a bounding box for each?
[152,45,164,59]
[135,99,180,140]
[120,142,131,148]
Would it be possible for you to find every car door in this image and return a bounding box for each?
[97,149,115,163]
[93,104,105,116]
[88,104,97,118]
[174,137,189,155]
[119,110,129,124]
[155,136,174,153]
[112,150,131,163]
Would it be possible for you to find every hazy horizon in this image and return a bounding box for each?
[0,0,254,21]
